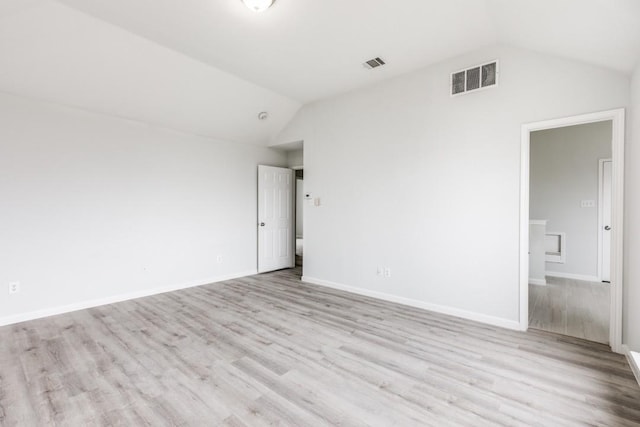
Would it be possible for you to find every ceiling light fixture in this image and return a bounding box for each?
[242,0,274,13]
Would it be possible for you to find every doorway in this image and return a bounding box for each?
[520,109,625,353]
[257,142,304,277]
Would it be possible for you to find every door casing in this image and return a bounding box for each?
[520,108,625,353]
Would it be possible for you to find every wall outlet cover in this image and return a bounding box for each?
[8,282,20,295]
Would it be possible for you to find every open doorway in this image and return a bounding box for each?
[528,121,611,344]
[283,144,304,277]
[520,109,624,353]
[266,141,304,277]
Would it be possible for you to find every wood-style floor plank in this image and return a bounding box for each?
[529,276,610,344]
[1,267,639,426]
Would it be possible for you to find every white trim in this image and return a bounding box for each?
[529,278,547,286]
[520,122,530,331]
[598,158,612,282]
[529,220,548,226]
[610,110,626,353]
[545,271,600,282]
[622,345,640,387]
[520,108,625,353]
[0,270,257,327]
[302,276,521,331]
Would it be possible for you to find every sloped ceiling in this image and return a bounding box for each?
[1,0,639,145]
[55,0,498,103]
[0,1,301,145]
[487,0,640,74]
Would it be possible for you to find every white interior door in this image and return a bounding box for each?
[258,165,294,273]
[600,159,612,282]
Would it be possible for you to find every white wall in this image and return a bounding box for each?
[287,149,304,168]
[530,122,612,279]
[0,92,286,324]
[625,66,640,351]
[278,45,629,327]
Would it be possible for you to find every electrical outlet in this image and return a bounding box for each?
[384,268,392,278]
[216,255,223,263]
[8,282,20,295]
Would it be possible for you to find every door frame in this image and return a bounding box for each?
[519,108,625,353]
[292,166,303,271]
[598,158,612,282]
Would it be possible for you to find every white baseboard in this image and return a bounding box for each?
[529,278,547,286]
[546,271,601,282]
[301,276,521,331]
[622,345,640,387]
[0,270,257,327]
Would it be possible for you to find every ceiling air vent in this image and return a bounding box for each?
[451,60,498,96]
[364,57,386,69]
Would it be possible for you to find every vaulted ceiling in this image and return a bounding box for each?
[1,0,639,145]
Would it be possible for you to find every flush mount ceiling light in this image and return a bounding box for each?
[242,0,274,12]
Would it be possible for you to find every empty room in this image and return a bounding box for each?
[1,0,640,425]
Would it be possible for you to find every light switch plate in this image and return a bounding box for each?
[580,200,596,208]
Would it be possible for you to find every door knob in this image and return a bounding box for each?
[605,225,611,231]
[260,222,265,227]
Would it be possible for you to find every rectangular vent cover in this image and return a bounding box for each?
[364,57,386,69]
[451,60,498,96]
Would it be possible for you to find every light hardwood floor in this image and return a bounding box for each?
[1,268,639,426]
[529,276,610,344]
